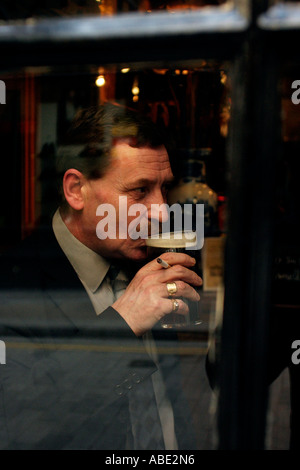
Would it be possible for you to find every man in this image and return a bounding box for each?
[0,103,201,449]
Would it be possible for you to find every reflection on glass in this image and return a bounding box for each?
[265,62,300,450]
[0,0,229,20]
[0,61,229,450]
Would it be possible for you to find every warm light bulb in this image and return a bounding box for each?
[132,85,140,95]
[121,68,130,73]
[220,70,227,85]
[95,75,105,87]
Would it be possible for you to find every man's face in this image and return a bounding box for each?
[80,142,174,261]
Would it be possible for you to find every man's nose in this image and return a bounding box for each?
[148,192,169,223]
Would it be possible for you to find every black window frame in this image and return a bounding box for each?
[1,0,298,450]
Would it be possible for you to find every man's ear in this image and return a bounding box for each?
[63,169,86,211]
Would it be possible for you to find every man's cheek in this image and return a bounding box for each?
[127,211,149,240]
[96,206,117,240]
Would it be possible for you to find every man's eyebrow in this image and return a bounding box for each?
[126,176,174,187]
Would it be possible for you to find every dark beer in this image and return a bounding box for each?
[146,231,201,328]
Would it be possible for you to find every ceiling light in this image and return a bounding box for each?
[95,75,105,87]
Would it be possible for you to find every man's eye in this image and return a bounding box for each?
[134,187,146,194]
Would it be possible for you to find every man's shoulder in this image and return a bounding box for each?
[0,224,71,288]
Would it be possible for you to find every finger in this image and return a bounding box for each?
[162,281,200,301]
[160,251,197,267]
[160,265,202,287]
[143,251,197,273]
[137,266,202,291]
[160,298,189,317]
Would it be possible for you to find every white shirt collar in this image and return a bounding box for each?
[52,209,110,293]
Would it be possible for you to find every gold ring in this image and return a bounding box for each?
[166,282,177,296]
[171,299,180,312]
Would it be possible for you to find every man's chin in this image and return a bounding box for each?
[127,245,148,261]
[101,240,149,262]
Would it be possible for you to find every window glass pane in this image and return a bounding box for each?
[0,60,231,450]
[265,61,300,450]
[0,0,229,20]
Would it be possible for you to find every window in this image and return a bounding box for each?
[0,0,298,451]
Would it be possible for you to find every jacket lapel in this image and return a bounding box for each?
[36,225,100,334]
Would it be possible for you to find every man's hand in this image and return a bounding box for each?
[112,252,202,336]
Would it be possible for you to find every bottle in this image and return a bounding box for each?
[168,154,219,237]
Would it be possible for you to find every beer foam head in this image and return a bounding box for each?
[146,231,197,249]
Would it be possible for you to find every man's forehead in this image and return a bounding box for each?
[110,142,172,171]
[111,141,167,158]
